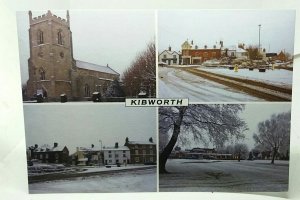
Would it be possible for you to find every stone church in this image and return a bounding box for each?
[26,10,120,101]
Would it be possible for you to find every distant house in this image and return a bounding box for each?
[158,46,181,65]
[276,51,287,62]
[181,40,221,65]
[71,145,102,166]
[124,137,157,164]
[221,46,248,59]
[29,142,69,164]
[103,142,130,165]
[265,53,278,62]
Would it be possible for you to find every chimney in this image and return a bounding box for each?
[168,46,171,51]
[220,41,223,48]
[195,45,198,49]
[54,142,58,148]
[204,45,207,49]
[115,142,119,148]
[91,144,94,148]
[149,137,153,143]
[191,40,194,45]
[34,144,38,149]
[213,45,216,49]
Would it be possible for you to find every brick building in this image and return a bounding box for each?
[124,137,156,164]
[181,40,221,65]
[28,142,69,164]
[26,10,119,101]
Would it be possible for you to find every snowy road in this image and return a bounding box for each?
[158,67,262,102]
[29,168,157,193]
[159,159,289,192]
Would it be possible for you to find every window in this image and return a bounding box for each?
[40,69,45,80]
[95,85,101,92]
[37,30,44,44]
[163,55,167,58]
[108,151,111,153]
[143,150,146,155]
[150,150,153,154]
[40,154,43,159]
[109,154,112,158]
[135,150,139,155]
[149,145,153,149]
[116,159,119,163]
[204,52,208,57]
[115,154,119,158]
[150,157,154,162]
[135,145,138,149]
[84,84,90,97]
[173,55,176,58]
[58,30,63,45]
[123,150,126,153]
[135,157,140,163]
[109,160,112,163]
[45,154,49,159]
[123,154,126,158]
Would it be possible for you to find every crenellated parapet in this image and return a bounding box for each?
[29,10,69,26]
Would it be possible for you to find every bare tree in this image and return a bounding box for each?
[159,104,248,173]
[234,143,249,162]
[247,45,262,60]
[253,111,291,164]
[122,41,156,97]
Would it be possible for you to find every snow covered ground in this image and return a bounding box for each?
[159,159,289,192]
[198,67,293,87]
[158,67,263,102]
[29,168,157,193]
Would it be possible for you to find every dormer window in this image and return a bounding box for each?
[37,30,44,45]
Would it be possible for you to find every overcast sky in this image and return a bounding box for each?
[17,10,155,84]
[24,104,156,154]
[158,10,295,54]
[180,103,291,150]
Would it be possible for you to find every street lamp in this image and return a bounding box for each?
[258,24,261,52]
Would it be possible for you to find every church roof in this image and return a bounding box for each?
[75,60,119,75]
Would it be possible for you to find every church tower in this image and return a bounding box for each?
[27,10,74,100]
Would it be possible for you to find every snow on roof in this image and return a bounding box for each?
[78,147,101,152]
[159,50,180,56]
[76,60,119,75]
[34,146,66,152]
[103,146,129,151]
[127,141,156,145]
[236,48,247,53]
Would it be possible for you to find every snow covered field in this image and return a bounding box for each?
[159,159,289,192]
[198,67,293,87]
[29,168,157,193]
[158,67,262,102]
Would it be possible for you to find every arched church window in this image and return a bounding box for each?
[84,84,90,97]
[40,69,45,80]
[58,30,63,45]
[37,30,44,45]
